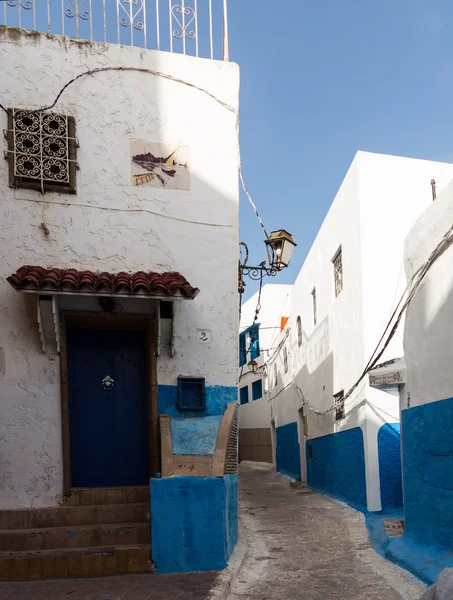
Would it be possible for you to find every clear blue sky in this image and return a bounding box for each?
[229,0,453,298]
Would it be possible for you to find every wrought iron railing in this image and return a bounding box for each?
[0,0,229,60]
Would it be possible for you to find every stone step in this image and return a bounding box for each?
[62,486,150,506]
[0,544,153,581]
[0,503,150,530]
[0,522,150,552]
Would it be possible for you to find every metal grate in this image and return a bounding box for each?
[297,315,302,347]
[5,109,77,193]
[333,247,343,297]
[334,390,345,421]
[224,408,238,475]
[312,287,317,326]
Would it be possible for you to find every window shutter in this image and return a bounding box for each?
[249,324,260,360]
[252,379,263,400]
[240,386,249,405]
[239,331,246,366]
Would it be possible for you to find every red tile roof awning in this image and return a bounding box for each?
[7,266,199,299]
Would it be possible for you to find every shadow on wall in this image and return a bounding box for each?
[290,313,369,510]
[0,37,239,583]
[377,422,403,510]
[274,344,335,486]
[384,274,453,585]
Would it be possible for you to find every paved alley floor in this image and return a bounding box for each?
[0,571,218,600]
[230,462,426,600]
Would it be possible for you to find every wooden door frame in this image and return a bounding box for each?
[60,310,159,496]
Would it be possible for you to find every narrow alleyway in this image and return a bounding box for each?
[231,462,426,600]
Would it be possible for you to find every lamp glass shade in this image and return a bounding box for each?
[266,230,297,269]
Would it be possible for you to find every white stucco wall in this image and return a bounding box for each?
[267,151,453,511]
[239,285,291,430]
[272,156,366,435]
[403,178,453,409]
[358,153,453,507]
[0,28,239,508]
[360,152,453,369]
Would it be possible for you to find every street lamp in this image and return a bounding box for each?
[265,229,297,270]
[239,229,297,294]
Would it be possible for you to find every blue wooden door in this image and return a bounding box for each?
[67,327,149,487]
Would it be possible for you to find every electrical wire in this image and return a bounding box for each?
[0,66,236,117]
[289,219,453,417]
[1,65,269,238]
[12,195,237,229]
[252,273,263,325]
[239,156,269,239]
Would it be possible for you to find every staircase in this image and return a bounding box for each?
[0,486,152,581]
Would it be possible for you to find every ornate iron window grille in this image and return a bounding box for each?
[333,247,343,297]
[5,109,77,193]
[297,315,302,347]
[334,390,345,421]
[312,287,317,326]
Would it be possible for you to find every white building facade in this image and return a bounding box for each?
[0,3,239,579]
[245,151,453,513]
[238,284,291,463]
[389,176,453,578]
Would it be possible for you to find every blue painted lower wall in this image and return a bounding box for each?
[402,396,453,551]
[276,422,301,481]
[378,423,403,510]
[306,427,367,510]
[151,475,238,573]
[224,474,238,558]
[360,398,453,585]
[171,416,223,456]
[158,385,238,418]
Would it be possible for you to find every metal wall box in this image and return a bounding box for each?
[177,377,206,411]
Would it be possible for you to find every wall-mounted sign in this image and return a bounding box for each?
[197,329,212,344]
[369,369,405,387]
[131,141,190,190]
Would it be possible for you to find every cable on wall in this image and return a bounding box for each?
[289,219,453,417]
[1,65,269,238]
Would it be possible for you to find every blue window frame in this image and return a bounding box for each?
[252,379,263,401]
[239,332,246,367]
[239,324,260,367]
[240,386,249,405]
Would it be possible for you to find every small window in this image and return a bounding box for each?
[252,379,263,401]
[297,316,302,347]
[312,287,317,326]
[177,377,206,412]
[239,324,260,367]
[6,109,77,193]
[332,247,343,297]
[334,390,345,421]
[240,385,249,405]
[307,444,313,460]
[283,346,288,373]
[274,363,278,387]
